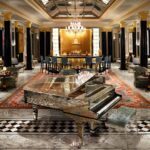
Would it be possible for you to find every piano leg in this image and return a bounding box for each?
[73,122,84,148]
[90,121,99,136]
[32,104,38,120]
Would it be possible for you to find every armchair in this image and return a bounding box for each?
[0,67,18,89]
[134,66,149,88]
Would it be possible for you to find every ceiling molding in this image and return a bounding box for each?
[0,1,41,25]
[110,0,150,25]
[100,0,126,20]
[24,0,53,21]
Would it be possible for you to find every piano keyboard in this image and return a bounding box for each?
[91,95,121,119]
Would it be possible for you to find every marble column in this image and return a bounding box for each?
[132,22,136,57]
[4,13,12,67]
[108,31,113,61]
[139,12,148,67]
[15,21,19,59]
[26,21,32,70]
[102,31,107,57]
[0,22,3,57]
[40,31,45,59]
[148,22,150,57]
[46,31,50,56]
[18,27,24,62]
[120,21,126,70]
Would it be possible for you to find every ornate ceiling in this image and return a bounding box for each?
[35,0,114,19]
[0,0,150,27]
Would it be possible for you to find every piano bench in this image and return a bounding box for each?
[106,106,136,130]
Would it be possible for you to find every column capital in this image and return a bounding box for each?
[138,11,149,21]
[102,28,112,32]
[26,21,32,28]
[132,21,136,28]
[0,21,4,29]
[147,21,150,28]
[18,26,24,33]
[128,26,134,33]
[106,27,112,32]
[101,28,107,32]
[120,21,126,28]
[4,12,12,21]
[14,21,18,28]
[113,27,120,33]
[40,27,51,32]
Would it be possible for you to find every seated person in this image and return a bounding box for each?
[126,53,133,63]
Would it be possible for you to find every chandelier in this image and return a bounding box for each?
[65,0,85,33]
[66,20,85,33]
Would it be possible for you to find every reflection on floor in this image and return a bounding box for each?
[0,65,40,102]
[0,63,150,149]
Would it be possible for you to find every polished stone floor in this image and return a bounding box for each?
[0,63,150,150]
[0,65,40,102]
[0,109,150,150]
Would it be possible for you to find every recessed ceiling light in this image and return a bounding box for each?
[68,1,72,5]
[41,0,48,5]
[68,1,83,5]
[102,0,110,4]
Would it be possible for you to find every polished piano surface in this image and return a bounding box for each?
[24,71,122,147]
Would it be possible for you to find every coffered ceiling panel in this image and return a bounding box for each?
[35,0,114,19]
[0,0,150,27]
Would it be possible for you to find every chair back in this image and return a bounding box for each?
[51,57,57,64]
[104,56,109,62]
[108,56,111,62]
[40,56,44,61]
[61,57,68,65]
[11,58,18,65]
[85,57,92,65]
[133,57,140,65]
[40,56,46,63]
[96,56,103,64]
[46,57,51,64]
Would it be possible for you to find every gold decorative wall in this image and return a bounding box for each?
[60,29,92,56]
[18,27,24,53]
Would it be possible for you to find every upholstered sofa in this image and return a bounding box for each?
[134,66,149,88]
[128,57,140,71]
[11,58,25,71]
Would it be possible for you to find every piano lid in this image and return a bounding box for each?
[24,71,96,97]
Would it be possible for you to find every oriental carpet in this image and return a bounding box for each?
[0,71,150,109]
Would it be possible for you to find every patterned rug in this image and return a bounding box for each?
[106,71,150,108]
[0,71,150,109]
[0,72,44,109]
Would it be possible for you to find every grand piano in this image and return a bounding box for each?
[24,71,122,146]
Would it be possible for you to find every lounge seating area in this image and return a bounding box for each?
[133,66,149,89]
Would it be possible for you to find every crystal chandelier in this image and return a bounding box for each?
[66,0,85,33]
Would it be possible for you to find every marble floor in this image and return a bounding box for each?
[0,63,150,150]
[0,65,40,102]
